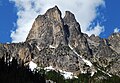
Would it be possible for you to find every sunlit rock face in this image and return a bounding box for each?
[0,6,120,78]
[26,6,65,50]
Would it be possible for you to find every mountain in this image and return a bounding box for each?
[0,6,120,82]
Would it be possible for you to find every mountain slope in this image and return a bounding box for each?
[0,6,120,81]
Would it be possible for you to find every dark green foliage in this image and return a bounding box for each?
[44,69,120,83]
[45,70,65,83]
[0,56,45,83]
[102,75,120,83]
[44,70,92,83]
[0,54,120,83]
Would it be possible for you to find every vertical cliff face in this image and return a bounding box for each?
[25,6,94,75]
[26,6,91,57]
[63,11,91,56]
[0,6,120,78]
[26,6,64,50]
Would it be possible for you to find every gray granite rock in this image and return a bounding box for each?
[0,6,120,77]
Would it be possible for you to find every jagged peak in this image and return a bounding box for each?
[63,11,81,38]
[26,6,64,48]
[0,6,120,80]
[64,11,77,23]
[35,6,62,23]
[45,5,61,14]
[108,32,120,39]
[44,6,62,21]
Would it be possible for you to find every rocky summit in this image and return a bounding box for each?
[0,6,120,81]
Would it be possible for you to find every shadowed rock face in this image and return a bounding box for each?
[108,33,120,54]
[0,6,120,77]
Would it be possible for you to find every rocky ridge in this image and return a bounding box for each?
[0,6,120,79]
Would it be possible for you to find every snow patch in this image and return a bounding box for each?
[81,71,87,74]
[59,70,74,79]
[68,44,92,67]
[29,61,37,71]
[98,68,112,77]
[44,66,55,71]
[9,57,13,62]
[49,45,56,49]
[44,66,78,79]
[91,71,95,76]
[82,59,92,67]
[36,46,40,51]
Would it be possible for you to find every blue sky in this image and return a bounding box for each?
[0,0,120,43]
[0,0,17,43]
[100,0,120,38]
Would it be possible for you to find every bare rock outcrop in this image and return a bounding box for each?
[0,6,120,78]
[26,6,64,50]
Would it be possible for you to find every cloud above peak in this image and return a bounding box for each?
[114,27,120,33]
[9,0,105,43]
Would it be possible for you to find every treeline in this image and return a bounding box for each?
[0,54,120,83]
[45,70,120,83]
[0,56,45,83]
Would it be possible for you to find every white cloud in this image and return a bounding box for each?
[9,0,105,43]
[114,28,120,33]
[86,23,104,36]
